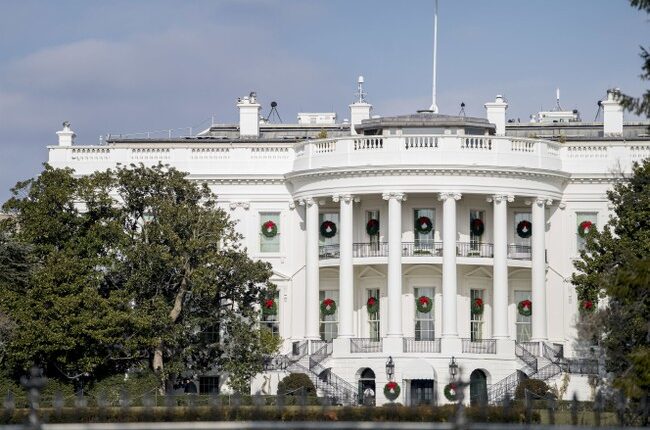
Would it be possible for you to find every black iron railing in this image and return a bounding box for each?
[350,338,382,353]
[507,244,532,260]
[461,338,497,354]
[403,337,441,353]
[402,241,443,257]
[353,242,388,257]
[318,244,340,260]
[457,242,494,258]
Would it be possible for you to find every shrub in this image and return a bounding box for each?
[87,369,160,405]
[514,378,552,400]
[276,373,316,396]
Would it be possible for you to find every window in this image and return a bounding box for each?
[199,376,219,394]
[367,288,380,341]
[259,212,280,253]
[319,212,340,246]
[470,289,484,341]
[514,290,532,342]
[513,212,531,246]
[366,210,380,244]
[262,291,280,337]
[319,290,339,341]
[414,287,435,340]
[414,208,435,254]
[469,210,485,252]
[576,212,597,252]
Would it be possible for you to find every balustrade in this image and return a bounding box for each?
[403,337,441,353]
[456,242,494,258]
[350,338,383,353]
[402,240,443,257]
[461,338,497,354]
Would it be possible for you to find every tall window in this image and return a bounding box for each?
[514,290,532,342]
[319,290,339,341]
[199,376,219,394]
[367,288,380,341]
[576,212,597,252]
[319,212,340,245]
[414,287,435,340]
[259,212,280,253]
[513,212,531,247]
[470,289,484,341]
[414,208,435,253]
[366,210,380,244]
[262,291,280,337]
[469,210,485,252]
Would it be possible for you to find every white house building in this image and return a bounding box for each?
[47,85,650,406]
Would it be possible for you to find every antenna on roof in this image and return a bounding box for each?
[429,0,439,113]
[458,102,466,117]
[266,101,283,124]
[355,75,367,103]
[555,88,562,111]
[594,99,603,121]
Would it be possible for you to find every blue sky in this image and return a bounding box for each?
[0,0,647,202]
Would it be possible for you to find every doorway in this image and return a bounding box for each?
[358,368,376,405]
[469,369,488,405]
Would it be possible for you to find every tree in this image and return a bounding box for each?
[110,164,277,392]
[0,164,278,393]
[572,160,650,408]
[618,1,650,117]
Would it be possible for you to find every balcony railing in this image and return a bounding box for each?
[353,242,388,258]
[507,244,532,260]
[350,338,383,353]
[402,240,443,257]
[403,337,441,353]
[319,242,529,261]
[461,338,497,354]
[319,244,340,260]
[457,242,494,258]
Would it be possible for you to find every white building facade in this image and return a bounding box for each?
[47,87,650,406]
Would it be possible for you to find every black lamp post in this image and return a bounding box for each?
[449,356,458,381]
[386,356,395,381]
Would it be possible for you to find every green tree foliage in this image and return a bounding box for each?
[619,1,650,117]
[572,160,650,403]
[0,164,277,393]
[277,373,316,396]
[514,379,552,400]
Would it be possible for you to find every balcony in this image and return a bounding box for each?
[403,337,441,353]
[293,134,562,173]
[461,338,497,354]
[319,242,532,261]
[350,338,383,353]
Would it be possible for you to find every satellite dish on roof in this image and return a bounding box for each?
[266,101,282,123]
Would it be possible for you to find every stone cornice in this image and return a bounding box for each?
[568,175,626,184]
[189,175,286,185]
[285,165,570,182]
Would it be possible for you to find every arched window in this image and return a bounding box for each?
[469,369,488,405]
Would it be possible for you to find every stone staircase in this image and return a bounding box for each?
[486,341,564,404]
[264,340,359,405]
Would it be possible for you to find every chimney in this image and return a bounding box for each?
[56,121,76,146]
[349,76,372,135]
[484,95,508,135]
[237,92,261,138]
[601,89,623,136]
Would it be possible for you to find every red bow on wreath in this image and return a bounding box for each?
[323,298,334,307]
[418,296,430,305]
[474,298,483,306]
[520,299,531,310]
[386,381,398,391]
[367,297,376,306]
[582,300,594,310]
[264,299,275,309]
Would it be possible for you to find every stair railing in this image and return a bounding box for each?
[515,341,538,374]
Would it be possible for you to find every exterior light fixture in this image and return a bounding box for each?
[385,356,395,380]
[449,356,458,380]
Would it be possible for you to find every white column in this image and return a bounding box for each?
[490,194,513,338]
[531,197,549,341]
[439,192,461,338]
[335,194,354,338]
[382,192,406,338]
[304,198,320,340]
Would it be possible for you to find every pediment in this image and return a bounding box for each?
[464,266,493,279]
[359,266,386,279]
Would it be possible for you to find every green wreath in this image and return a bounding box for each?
[366,219,380,236]
[516,220,532,238]
[261,220,278,238]
[577,220,594,238]
[320,298,337,316]
[320,220,337,238]
[262,298,277,316]
[444,383,458,402]
[416,296,433,313]
[517,299,532,317]
[415,216,433,234]
[367,296,379,314]
[471,298,484,315]
[470,218,485,236]
[384,382,400,401]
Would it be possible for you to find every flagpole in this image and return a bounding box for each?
[429,0,439,113]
